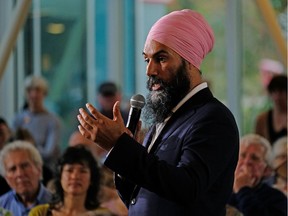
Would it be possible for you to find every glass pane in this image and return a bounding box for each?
[168,0,228,101]
[24,0,88,150]
[241,0,286,134]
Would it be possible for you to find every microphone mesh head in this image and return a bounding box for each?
[130,94,146,109]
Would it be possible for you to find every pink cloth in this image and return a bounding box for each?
[259,58,284,88]
[145,9,215,69]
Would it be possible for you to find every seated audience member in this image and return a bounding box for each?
[69,130,105,163]
[0,117,12,196]
[12,75,62,169]
[14,127,35,145]
[255,75,287,144]
[258,58,284,90]
[68,131,128,216]
[0,117,13,149]
[29,145,112,216]
[228,134,287,216]
[271,136,287,196]
[97,82,129,124]
[0,141,52,216]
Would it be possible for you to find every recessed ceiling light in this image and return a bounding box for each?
[46,23,65,34]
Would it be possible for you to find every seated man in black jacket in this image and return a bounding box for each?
[228,133,287,216]
[0,117,12,195]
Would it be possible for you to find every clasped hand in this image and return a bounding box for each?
[233,165,257,193]
[77,101,130,151]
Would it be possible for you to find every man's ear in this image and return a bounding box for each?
[187,62,201,76]
[36,164,43,177]
[186,61,194,71]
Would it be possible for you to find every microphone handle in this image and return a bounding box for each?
[126,107,141,135]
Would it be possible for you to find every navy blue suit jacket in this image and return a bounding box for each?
[104,88,239,216]
[228,183,287,216]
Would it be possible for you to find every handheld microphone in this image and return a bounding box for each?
[126,94,146,136]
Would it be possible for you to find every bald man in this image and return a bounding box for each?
[78,9,239,216]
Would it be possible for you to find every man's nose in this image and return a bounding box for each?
[15,166,25,176]
[146,60,158,77]
[242,156,252,165]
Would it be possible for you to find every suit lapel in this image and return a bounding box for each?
[142,125,156,149]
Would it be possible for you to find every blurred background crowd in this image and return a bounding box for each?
[0,0,287,216]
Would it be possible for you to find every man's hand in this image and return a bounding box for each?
[233,165,256,193]
[77,101,128,151]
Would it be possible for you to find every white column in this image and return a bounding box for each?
[33,0,41,76]
[107,0,123,82]
[226,0,242,133]
[135,2,165,95]
[17,31,25,111]
[87,0,96,103]
[0,1,15,124]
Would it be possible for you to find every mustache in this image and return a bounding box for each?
[146,76,167,90]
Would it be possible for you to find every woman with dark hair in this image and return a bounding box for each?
[255,74,287,144]
[29,145,109,216]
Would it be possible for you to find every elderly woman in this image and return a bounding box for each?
[29,145,110,216]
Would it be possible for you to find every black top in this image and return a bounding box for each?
[268,109,287,144]
[228,183,287,216]
[0,175,10,196]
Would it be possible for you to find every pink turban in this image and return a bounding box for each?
[145,9,215,70]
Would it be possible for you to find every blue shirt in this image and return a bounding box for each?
[13,109,61,168]
[0,184,52,216]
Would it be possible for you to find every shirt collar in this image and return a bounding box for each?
[36,183,47,203]
[13,183,46,205]
[158,82,208,125]
[171,82,208,113]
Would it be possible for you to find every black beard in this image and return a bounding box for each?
[143,61,191,125]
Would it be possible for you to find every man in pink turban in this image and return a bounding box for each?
[145,9,215,70]
[78,9,239,216]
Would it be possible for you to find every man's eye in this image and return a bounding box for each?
[8,167,16,173]
[21,162,30,169]
[158,57,166,62]
[144,58,149,63]
[251,156,260,161]
[240,153,245,159]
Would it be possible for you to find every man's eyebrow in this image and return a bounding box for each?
[142,49,168,57]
